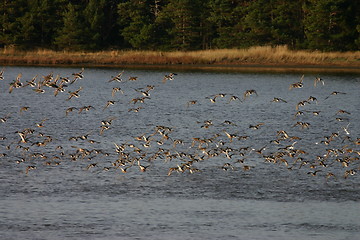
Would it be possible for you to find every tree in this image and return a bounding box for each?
[118,0,160,49]
[101,0,124,49]
[0,0,358,51]
[15,0,60,49]
[240,0,274,47]
[208,0,244,48]
[158,0,207,50]
[270,0,305,48]
[0,0,27,47]
[83,0,106,50]
[356,24,360,49]
[304,0,359,51]
[54,2,88,50]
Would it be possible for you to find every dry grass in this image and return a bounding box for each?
[189,46,360,65]
[1,45,359,68]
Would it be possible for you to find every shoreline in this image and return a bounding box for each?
[2,62,359,74]
[1,46,359,73]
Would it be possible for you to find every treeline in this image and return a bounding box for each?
[1,0,359,52]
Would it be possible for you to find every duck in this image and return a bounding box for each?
[78,105,95,113]
[135,88,151,97]
[243,89,258,99]
[336,109,351,115]
[307,96,318,104]
[67,87,83,100]
[0,68,4,80]
[249,123,264,130]
[112,87,123,97]
[187,100,197,107]
[324,91,347,100]
[33,80,45,93]
[271,97,287,103]
[314,77,325,87]
[25,165,37,174]
[108,71,124,83]
[0,113,11,123]
[228,95,242,103]
[9,73,23,93]
[103,100,116,111]
[296,100,309,110]
[19,106,30,114]
[223,131,238,142]
[289,75,304,90]
[162,73,177,83]
[23,75,38,87]
[71,67,84,83]
[128,76,138,81]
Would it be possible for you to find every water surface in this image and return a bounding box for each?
[0,66,359,240]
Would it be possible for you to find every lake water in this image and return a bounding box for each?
[0,66,359,240]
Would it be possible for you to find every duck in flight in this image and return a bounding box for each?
[0,113,11,123]
[67,87,83,100]
[289,75,304,90]
[0,68,4,80]
[33,80,45,94]
[296,100,309,110]
[336,109,351,115]
[271,97,287,103]
[20,106,30,114]
[65,107,77,116]
[9,73,23,93]
[314,77,325,87]
[243,89,258,100]
[128,76,138,81]
[23,75,38,88]
[162,73,177,83]
[112,87,123,97]
[70,68,84,84]
[109,71,124,83]
[324,91,347,100]
[78,105,95,113]
[103,100,116,111]
[228,95,242,103]
[249,123,265,130]
[187,100,197,108]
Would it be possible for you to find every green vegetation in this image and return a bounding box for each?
[0,0,359,52]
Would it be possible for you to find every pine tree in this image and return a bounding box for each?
[15,0,59,48]
[304,0,359,51]
[240,0,273,47]
[158,0,205,50]
[270,0,305,48]
[208,0,242,48]
[83,0,106,50]
[54,2,88,50]
[0,0,358,51]
[0,0,27,47]
[118,0,159,49]
[356,24,360,48]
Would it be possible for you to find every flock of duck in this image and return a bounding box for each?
[0,67,359,180]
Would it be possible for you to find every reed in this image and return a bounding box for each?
[0,45,359,67]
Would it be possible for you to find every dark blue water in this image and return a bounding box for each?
[0,66,359,240]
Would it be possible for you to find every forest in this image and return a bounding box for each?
[0,0,359,52]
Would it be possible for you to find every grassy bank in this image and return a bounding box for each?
[1,45,359,70]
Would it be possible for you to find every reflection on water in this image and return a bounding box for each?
[0,66,359,240]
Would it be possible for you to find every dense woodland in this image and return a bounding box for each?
[0,0,359,52]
